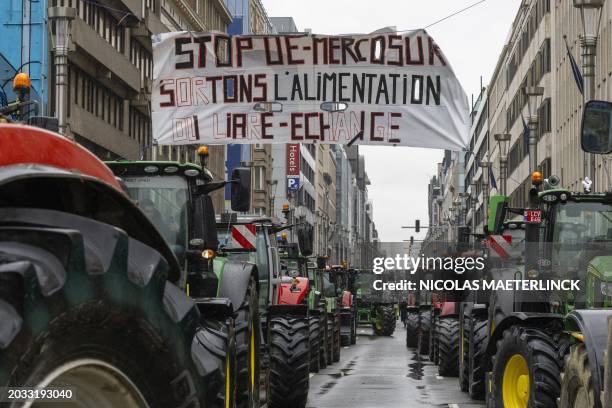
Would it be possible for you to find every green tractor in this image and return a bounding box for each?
[216,215,314,408]
[106,152,261,408]
[355,270,397,336]
[476,101,612,408]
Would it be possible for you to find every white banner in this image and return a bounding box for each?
[151,30,470,150]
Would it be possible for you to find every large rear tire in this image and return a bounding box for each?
[406,311,419,348]
[319,313,328,369]
[326,315,334,365]
[234,277,260,408]
[309,316,321,373]
[333,314,341,362]
[468,316,487,400]
[558,343,597,408]
[373,306,396,336]
[437,317,460,377]
[0,215,227,408]
[417,310,431,356]
[429,314,438,364]
[267,316,310,408]
[458,314,470,392]
[350,310,357,345]
[492,326,562,408]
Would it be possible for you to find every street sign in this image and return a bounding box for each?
[524,210,542,224]
[287,176,300,192]
[231,224,257,249]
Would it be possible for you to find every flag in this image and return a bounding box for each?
[521,114,530,157]
[489,165,498,190]
[564,36,584,95]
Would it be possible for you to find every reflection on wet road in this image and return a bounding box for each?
[306,324,484,408]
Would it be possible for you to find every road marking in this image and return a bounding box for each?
[343,346,349,349]
[448,404,460,408]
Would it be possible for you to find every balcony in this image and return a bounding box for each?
[69,104,139,160]
[71,18,141,92]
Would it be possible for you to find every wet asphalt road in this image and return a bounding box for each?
[306,323,485,408]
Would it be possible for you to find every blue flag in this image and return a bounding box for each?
[522,114,530,156]
[489,165,498,190]
[564,36,584,95]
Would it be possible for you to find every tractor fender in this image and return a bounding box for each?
[218,260,258,313]
[268,304,308,318]
[439,302,457,317]
[485,312,564,364]
[565,308,610,406]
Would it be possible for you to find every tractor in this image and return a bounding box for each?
[276,236,330,373]
[106,152,260,408]
[355,269,397,336]
[216,215,313,408]
[0,124,242,406]
[328,264,358,346]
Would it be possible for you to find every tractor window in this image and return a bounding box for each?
[122,176,188,255]
[551,201,612,274]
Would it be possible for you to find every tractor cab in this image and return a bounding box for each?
[536,189,612,309]
[106,158,251,296]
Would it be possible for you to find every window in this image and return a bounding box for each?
[254,166,266,190]
[68,64,124,130]
[255,143,264,150]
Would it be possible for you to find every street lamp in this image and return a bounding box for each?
[574,0,604,101]
[524,86,544,174]
[48,6,76,137]
[574,0,604,187]
[494,133,511,195]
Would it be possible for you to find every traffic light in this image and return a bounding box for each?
[415,219,420,233]
[410,236,414,245]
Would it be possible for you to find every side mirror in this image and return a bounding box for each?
[231,167,251,212]
[193,195,219,251]
[581,100,612,154]
[297,224,314,256]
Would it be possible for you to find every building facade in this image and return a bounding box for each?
[0,0,232,209]
[224,0,275,215]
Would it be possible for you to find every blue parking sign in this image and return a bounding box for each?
[287,176,300,192]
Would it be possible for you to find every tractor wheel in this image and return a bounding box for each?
[350,311,357,345]
[437,317,460,377]
[417,310,431,356]
[326,315,334,365]
[333,314,341,362]
[468,316,487,400]
[373,306,396,336]
[458,314,471,392]
[319,313,328,369]
[406,312,419,348]
[492,326,562,408]
[267,315,310,408]
[0,217,227,408]
[558,343,597,408]
[309,316,321,373]
[429,315,438,364]
[234,276,260,408]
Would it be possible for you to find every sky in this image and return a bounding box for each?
[263,0,523,242]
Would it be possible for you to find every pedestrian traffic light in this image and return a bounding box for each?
[415,220,420,233]
[410,236,414,245]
